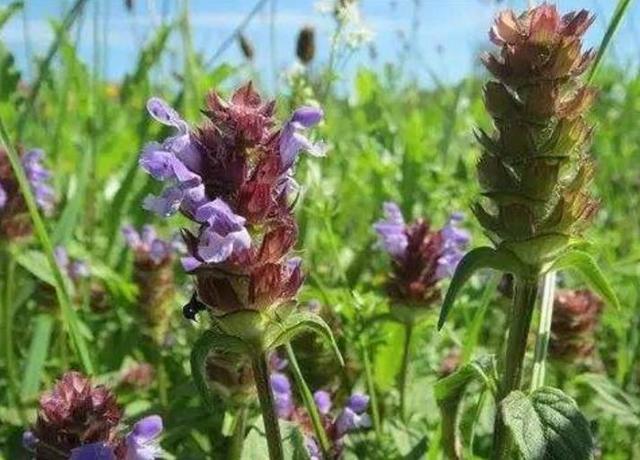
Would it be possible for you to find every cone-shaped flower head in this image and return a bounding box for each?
[0,147,54,240]
[374,202,469,307]
[475,3,598,267]
[28,371,123,458]
[550,289,603,362]
[122,224,176,343]
[24,372,163,459]
[139,83,325,314]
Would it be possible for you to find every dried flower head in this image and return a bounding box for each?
[296,26,316,64]
[238,34,255,61]
[24,372,163,460]
[550,289,603,362]
[139,84,325,316]
[374,202,469,308]
[475,3,598,267]
[120,362,155,390]
[0,147,54,240]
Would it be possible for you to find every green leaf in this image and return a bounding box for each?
[242,419,310,460]
[438,246,528,330]
[502,387,594,460]
[21,314,55,401]
[190,329,251,410]
[265,311,344,366]
[434,355,496,460]
[548,249,620,309]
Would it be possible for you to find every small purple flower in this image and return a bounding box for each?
[183,198,251,268]
[55,246,90,280]
[0,183,7,209]
[335,392,371,436]
[122,224,174,265]
[125,415,163,460]
[374,201,408,258]
[269,352,288,371]
[22,149,55,215]
[436,212,471,279]
[22,431,37,452]
[270,372,294,419]
[314,390,332,415]
[280,106,326,171]
[304,436,322,460]
[70,443,116,460]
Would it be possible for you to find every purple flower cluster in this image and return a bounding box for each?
[54,246,90,282]
[23,372,163,460]
[122,224,175,266]
[139,83,324,314]
[374,202,470,305]
[0,147,55,239]
[270,369,370,459]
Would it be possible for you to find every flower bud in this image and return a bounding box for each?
[550,289,603,362]
[238,34,255,61]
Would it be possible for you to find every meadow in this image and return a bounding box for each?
[1,1,639,459]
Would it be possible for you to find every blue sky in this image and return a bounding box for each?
[1,0,639,91]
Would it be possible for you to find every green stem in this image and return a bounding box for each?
[2,251,19,408]
[361,339,382,439]
[252,353,284,460]
[285,343,331,457]
[157,352,169,409]
[531,271,556,390]
[398,322,413,421]
[492,278,539,459]
[229,405,248,460]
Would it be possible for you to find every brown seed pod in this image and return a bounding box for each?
[296,26,315,64]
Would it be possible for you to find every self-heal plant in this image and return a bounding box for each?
[437,4,619,459]
[22,371,163,460]
[122,224,177,344]
[138,83,341,460]
[0,147,54,240]
[374,202,469,418]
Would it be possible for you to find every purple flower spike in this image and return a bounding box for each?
[70,443,116,460]
[314,390,332,415]
[125,415,163,460]
[374,202,408,258]
[193,199,251,264]
[147,98,186,130]
[21,149,55,215]
[280,106,326,170]
[346,393,369,413]
[304,436,322,460]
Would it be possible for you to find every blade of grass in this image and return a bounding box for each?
[21,313,55,401]
[15,0,87,140]
[588,0,634,83]
[0,1,23,30]
[0,117,94,374]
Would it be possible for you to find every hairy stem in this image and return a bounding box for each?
[252,353,284,460]
[492,278,539,459]
[398,322,413,420]
[228,405,248,460]
[531,271,556,390]
[285,342,331,456]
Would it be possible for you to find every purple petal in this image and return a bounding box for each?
[130,415,163,443]
[270,372,291,394]
[314,390,332,415]
[304,436,321,460]
[150,239,170,264]
[0,184,6,209]
[335,407,372,437]
[22,431,37,451]
[70,261,90,279]
[141,225,157,247]
[143,187,184,217]
[70,443,116,460]
[54,246,69,270]
[146,97,186,130]
[347,393,369,413]
[122,225,142,249]
[382,202,405,226]
[181,256,202,272]
[291,106,324,127]
[195,198,246,228]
